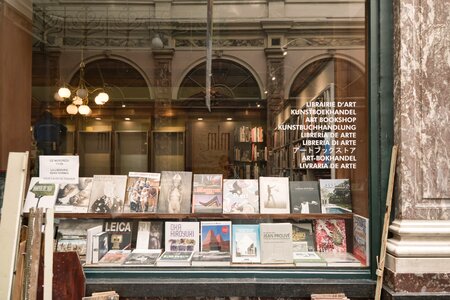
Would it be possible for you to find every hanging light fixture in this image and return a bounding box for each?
[56,57,109,116]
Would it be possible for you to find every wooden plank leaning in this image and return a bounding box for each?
[375,145,398,300]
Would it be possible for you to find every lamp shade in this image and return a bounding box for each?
[76,88,88,99]
[151,35,164,49]
[72,96,83,105]
[95,92,109,104]
[78,105,90,115]
[66,104,78,115]
[54,92,64,102]
[58,87,71,98]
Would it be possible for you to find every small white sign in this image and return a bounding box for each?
[39,155,79,184]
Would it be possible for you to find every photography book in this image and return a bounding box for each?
[232,224,260,263]
[259,177,290,214]
[292,222,315,252]
[55,177,93,213]
[222,179,259,214]
[103,220,132,250]
[88,175,128,213]
[124,172,161,213]
[289,181,321,213]
[86,225,103,265]
[192,174,223,213]
[158,171,193,213]
[23,177,59,213]
[92,231,109,264]
[136,221,163,249]
[260,223,293,264]
[156,251,194,266]
[200,221,231,252]
[165,221,200,252]
[122,249,162,266]
[319,179,352,213]
[314,219,347,253]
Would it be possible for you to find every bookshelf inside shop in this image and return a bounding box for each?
[233,125,267,179]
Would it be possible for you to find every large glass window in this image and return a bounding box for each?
[31,0,368,276]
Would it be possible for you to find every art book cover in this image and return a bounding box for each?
[23,177,59,213]
[88,175,127,213]
[260,223,293,264]
[289,181,321,213]
[124,172,161,213]
[222,179,259,214]
[200,221,231,252]
[232,224,260,263]
[192,174,223,213]
[158,171,193,213]
[92,231,109,264]
[259,177,290,214]
[319,179,352,213]
[191,251,231,266]
[353,214,370,266]
[55,177,93,213]
[165,221,200,252]
[293,251,327,267]
[156,251,194,266]
[292,222,315,252]
[136,221,163,249]
[98,250,131,265]
[314,219,347,253]
[104,220,132,250]
[122,249,162,266]
[86,225,103,265]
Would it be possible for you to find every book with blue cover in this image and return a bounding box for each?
[232,224,260,263]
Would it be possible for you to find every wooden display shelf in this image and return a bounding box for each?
[24,212,353,220]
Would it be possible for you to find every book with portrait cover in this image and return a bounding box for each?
[165,221,200,252]
[314,219,347,253]
[353,214,370,266]
[260,223,293,264]
[200,221,231,252]
[23,177,59,213]
[259,177,290,214]
[158,171,193,213]
[289,181,321,213]
[136,221,163,250]
[292,222,315,252]
[192,174,223,213]
[232,224,260,263]
[124,172,161,213]
[319,179,352,213]
[55,177,93,213]
[222,179,259,214]
[122,249,162,266]
[88,175,127,213]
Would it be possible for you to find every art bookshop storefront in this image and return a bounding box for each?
[1,0,449,299]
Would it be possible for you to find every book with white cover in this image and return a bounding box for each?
[23,177,59,213]
[165,221,200,252]
[293,252,327,267]
[55,177,93,213]
[86,225,103,265]
[88,175,127,213]
[260,223,293,264]
[158,171,193,213]
[232,224,260,263]
[319,252,362,267]
[259,177,290,214]
[136,221,163,249]
[222,179,259,213]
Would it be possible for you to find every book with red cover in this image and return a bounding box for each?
[314,219,347,253]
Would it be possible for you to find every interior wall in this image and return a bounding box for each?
[0,2,32,169]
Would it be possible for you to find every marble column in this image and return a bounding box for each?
[0,0,32,169]
[385,0,450,296]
